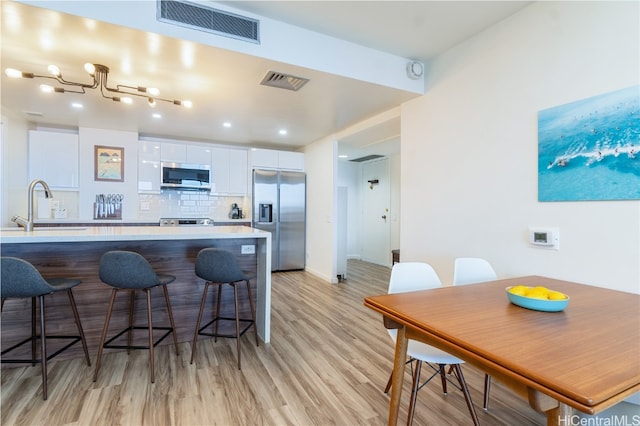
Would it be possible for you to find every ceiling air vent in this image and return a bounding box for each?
[350,155,385,163]
[157,0,259,44]
[260,71,309,91]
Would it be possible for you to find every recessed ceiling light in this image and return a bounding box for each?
[223,122,231,128]
[279,129,287,135]
[338,154,348,158]
[152,113,162,119]
[71,102,83,109]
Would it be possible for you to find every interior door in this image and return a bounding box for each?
[361,159,390,266]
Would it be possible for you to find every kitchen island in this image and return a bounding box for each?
[0,225,272,362]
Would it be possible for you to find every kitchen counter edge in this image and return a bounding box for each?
[0,225,269,244]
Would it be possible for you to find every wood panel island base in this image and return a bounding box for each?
[0,226,271,364]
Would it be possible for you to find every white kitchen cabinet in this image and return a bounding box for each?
[278,151,304,171]
[138,140,161,192]
[28,130,79,188]
[160,142,187,163]
[187,145,212,167]
[250,148,279,169]
[211,147,230,193]
[211,148,247,195]
[228,149,248,194]
[250,148,304,171]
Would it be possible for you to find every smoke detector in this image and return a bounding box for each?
[406,61,424,80]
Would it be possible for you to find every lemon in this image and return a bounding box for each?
[547,290,567,300]
[525,286,549,299]
[508,285,529,296]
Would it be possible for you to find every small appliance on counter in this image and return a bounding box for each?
[229,203,244,219]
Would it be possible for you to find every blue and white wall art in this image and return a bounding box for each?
[538,85,640,201]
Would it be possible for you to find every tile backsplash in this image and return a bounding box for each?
[32,190,250,222]
[137,191,250,221]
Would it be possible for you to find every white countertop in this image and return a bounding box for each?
[0,225,270,244]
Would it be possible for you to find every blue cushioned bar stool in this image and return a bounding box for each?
[0,257,91,400]
[190,248,259,369]
[93,250,179,383]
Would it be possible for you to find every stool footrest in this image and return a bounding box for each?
[1,335,82,363]
[197,317,254,339]
[103,326,174,350]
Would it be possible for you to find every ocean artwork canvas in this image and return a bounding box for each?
[538,85,640,201]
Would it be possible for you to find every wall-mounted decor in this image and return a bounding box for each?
[95,145,124,182]
[538,85,639,201]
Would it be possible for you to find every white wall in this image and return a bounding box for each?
[302,136,336,282]
[78,127,140,220]
[389,153,401,252]
[401,1,640,291]
[337,160,363,258]
[0,111,30,227]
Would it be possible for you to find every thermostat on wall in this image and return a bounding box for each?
[529,228,559,250]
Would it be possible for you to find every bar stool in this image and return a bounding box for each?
[190,248,259,369]
[0,257,91,400]
[93,250,179,383]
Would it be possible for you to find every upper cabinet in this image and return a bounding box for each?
[250,148,304,171]
[228,149,248,194]
[138,140,161,192]
[211,148,247,195]
[277,150,305,171]
[28,130,79,188]
[160,142,187,163]
[160,142,212,168]
[186,145,212,166]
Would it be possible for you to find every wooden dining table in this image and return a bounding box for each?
[364,276,640,425]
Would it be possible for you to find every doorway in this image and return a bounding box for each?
[361,159,390,266]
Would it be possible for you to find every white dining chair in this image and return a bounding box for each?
[453,257,497,410]
[453,257,497,285]
[385,262,479,425]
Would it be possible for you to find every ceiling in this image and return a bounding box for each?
[1,1,531,160]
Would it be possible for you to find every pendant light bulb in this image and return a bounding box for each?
[47,65,61,77]
[5,68,23,78]
[147,87,160,97]
[84,63,96,75]
[40,84,54,93]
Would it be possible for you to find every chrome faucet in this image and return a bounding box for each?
[11,179,53,231]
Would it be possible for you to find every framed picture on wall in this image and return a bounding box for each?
[94,145,124,182]
[538,85,640,201]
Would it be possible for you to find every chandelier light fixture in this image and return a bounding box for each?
[4,63,192,108]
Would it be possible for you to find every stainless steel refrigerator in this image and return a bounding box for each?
[252,169,306,271]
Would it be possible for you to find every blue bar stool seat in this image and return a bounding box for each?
[93,250,179,383]
[190,248,259,369]
[0,257,91,400]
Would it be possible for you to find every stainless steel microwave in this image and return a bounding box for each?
[160,161,211,190]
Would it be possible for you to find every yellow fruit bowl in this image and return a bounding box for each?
[506,286,569,312]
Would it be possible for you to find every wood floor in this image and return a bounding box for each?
[1,260,545,425]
